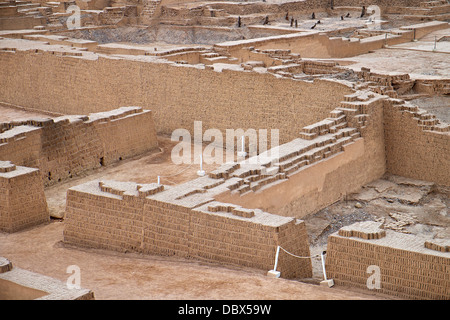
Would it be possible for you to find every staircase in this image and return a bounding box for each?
[205,91,377,197]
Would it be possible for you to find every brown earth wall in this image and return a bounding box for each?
[0,50,353,145]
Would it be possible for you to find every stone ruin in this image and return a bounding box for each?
[0,0,449,300]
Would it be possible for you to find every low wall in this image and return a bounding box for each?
[216,30,412,59]
[0,161,48,233]
[64,180,312,279]
[326,221,450,300]
[0,106,158,186]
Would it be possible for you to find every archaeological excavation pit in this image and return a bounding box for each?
[0,0,449,302]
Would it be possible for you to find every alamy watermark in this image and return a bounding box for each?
[66,5,81,30]
[366,265,381,290]
[66,265,81,290]
[365,5,382,30]
[170,121,280,166]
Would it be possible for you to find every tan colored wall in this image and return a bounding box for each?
[0,50,353,145]
[0,107,158,186]
[0,163,49,233]
[64,183,312,279]
[216,95,387,219]
[384,100,450,186]
[325,222,450,300]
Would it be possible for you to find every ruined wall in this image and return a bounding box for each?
[216,93,387,219]
[0,107,158,186]
[0,161,48,233]
[384,100,450,186]
[215,30,412,59]
[64,181,312,279]
[0,50,353,145]
[326,221,450,300]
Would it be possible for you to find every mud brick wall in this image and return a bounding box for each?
[64,183,312,279]
[141,200,191,258]
[0,50,352,145]
[325,223,450,300]
[92,109,159,166]
[383,100,450,186]
[64,190,146,252]
[0,126,42,170]
[0,108,158,186]
[0,162,49,233]
[217,94,387,219]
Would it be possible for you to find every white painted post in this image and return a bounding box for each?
[197,154,206,176]
[321,251,327,281]
[273,245,281,271]
[238,135,247,158]
[267,246,281,278]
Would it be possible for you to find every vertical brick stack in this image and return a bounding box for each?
[326,221,450,300]
[0,161,49,233]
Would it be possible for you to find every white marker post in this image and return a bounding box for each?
[237,135,247,158]
[267,246,281,278]
[319,251,334,287]
[197,154,206,176]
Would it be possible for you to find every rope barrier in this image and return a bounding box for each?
[271,246,329,281]
[278,246,321,259]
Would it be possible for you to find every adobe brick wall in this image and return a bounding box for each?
[384,99,450,186]
[0,50,353,145]
[216,92,387,219]
[64,180,312,279]
[0,161,49,233]
[0,107,158,186]
[326,221,450,300]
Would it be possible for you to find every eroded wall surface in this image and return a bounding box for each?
[0,106,158,186]
[384,99,450,186]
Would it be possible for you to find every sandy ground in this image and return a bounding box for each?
[0,221,387,300]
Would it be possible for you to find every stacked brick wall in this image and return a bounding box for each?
[216,91,387,218]
[384,99,450,186]
[0,161,49,233]
[64,181,312,279]
[0,107,158,186]
[326,221,450,300]
[0,50,353,145]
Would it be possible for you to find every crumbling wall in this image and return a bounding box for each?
[384,99,450,186]
[326,221,450,300]
[0,161,48,233]
[216,92,387,219]
[0,107,158,186]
